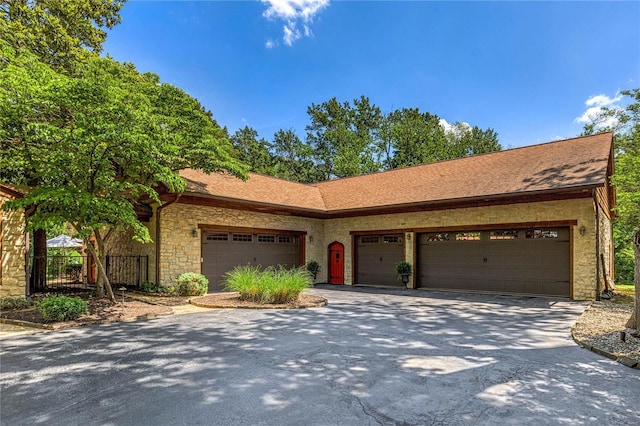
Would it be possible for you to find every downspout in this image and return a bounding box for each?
[155,194,181,285]
[593,189,601,301]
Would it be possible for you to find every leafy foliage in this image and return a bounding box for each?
[395,261,412,276]
[1,0,127,73]
[0,41,247,300]
[223,265,311,304]
[37,295,88,322]
[175,273,209,296]
[0,297,33,310]
[230,96,499,183]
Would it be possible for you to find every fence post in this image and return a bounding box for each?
[136,255,141,288]
[106,255,110,278]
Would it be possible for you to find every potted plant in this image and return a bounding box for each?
[306,260,320,283]
[395,261,412,287]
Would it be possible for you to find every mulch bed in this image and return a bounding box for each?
[190,292,327,309]
[0,296,173,330]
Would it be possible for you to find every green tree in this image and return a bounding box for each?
[230,126,276,175]
[0,45,247,301]
[383,108,448,168]
[449,125,501,157]
[271,129,317,183]
[306,96,382,179]
[582,88,640,330]
[1,0,127,73]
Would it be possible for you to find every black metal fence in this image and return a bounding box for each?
[29,255,148,292]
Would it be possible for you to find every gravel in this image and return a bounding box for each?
[572,300,640,366]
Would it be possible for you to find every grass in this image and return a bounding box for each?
[612,283,635,305]
[223,265,312,304]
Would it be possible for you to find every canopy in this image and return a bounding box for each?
[46,235,83,248]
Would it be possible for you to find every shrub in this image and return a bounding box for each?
[224,265,311,304]
[139,281,176,294]
[37,295,88,322]
[395,261,412,277]
[306,260,320,280]
[175,273,209,296]
[0,297,32,310]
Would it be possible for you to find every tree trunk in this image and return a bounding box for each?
[628,230,640,331]
[30,229,47,292]
[85,241,115,302]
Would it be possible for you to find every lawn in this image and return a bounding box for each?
[613,284,635,305]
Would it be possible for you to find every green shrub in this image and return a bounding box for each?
[37,295,88,322]
[0,297,32,310]
[175,273,209,296]
[224,265,311,304]
[140,281,176,294]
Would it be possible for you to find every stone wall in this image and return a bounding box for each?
[322,198,600,300]
[139,197,606,300]
[159,203,324,286]
[0,195,26,298]
[596,202,614,290]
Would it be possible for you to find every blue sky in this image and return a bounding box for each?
[103,0,640,149]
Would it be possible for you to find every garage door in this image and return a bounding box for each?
[356,234,405,287]
[418,228,570,297]
[202,230,302,292]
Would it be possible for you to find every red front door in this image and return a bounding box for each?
[328,242,344,284]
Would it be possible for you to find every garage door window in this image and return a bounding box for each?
[258,235,276,243]
[490,230,518,240]
[526,229,558,239]
[455,232,481,241]
[361,236,379,244]
[278,235,296,244]
[425,233,451,242]
[207,233,228,241]
[383,235,402,243]
[232,233,253,242]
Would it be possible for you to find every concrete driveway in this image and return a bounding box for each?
[1,286,639,425]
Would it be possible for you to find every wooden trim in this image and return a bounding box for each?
[0,184,24,200]
[351,235,356,286]
[349,220,578,236]
[198,224,307,237]
[411,232,417,289]
[300,236,306,267]
[569,225,574,300]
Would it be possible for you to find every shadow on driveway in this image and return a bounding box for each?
[1,287,639,425]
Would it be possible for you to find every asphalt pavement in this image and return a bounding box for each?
[1,285,639,425]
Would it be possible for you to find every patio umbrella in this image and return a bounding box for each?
[46,235,83,248]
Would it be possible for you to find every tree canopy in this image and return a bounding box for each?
[235,96,501,182]
[582,88,640,330]
[0,41,247,299]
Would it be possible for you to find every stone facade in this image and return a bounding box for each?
[0,195,26,298]
[149,197,604,300]
[159,203,324,286]
[323,198,599,300]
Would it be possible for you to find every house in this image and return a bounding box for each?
[0,184,27,297]
[1,132,615,300]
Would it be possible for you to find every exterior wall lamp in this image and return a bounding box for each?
[192,228,198,238]
[579,225,587,236]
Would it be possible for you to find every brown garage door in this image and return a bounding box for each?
[418,228,570,297]
[202,231,302,292]
[356,234,405,287]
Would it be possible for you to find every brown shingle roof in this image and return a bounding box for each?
[179,132,613,214]
[315,132,613,211]
[179,169,327,212]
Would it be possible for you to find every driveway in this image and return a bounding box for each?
[1,286,639,425]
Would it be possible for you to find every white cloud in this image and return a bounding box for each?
[574,92,623,129]
[261,0,329,47]
[439,118,470,137]
[265,39,276,49]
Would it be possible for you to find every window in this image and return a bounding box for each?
[278,235,294,244]
[257,235,275,243]
[455,232,481,241]
[526,229,558,239]
[360,236,379,244]
[383,235,402,243]
[206,233,228,241]
[424,233,450,242]
[232,233,253,242]
[490,230,518,240]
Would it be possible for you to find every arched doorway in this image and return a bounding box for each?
[328,242,344,284]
